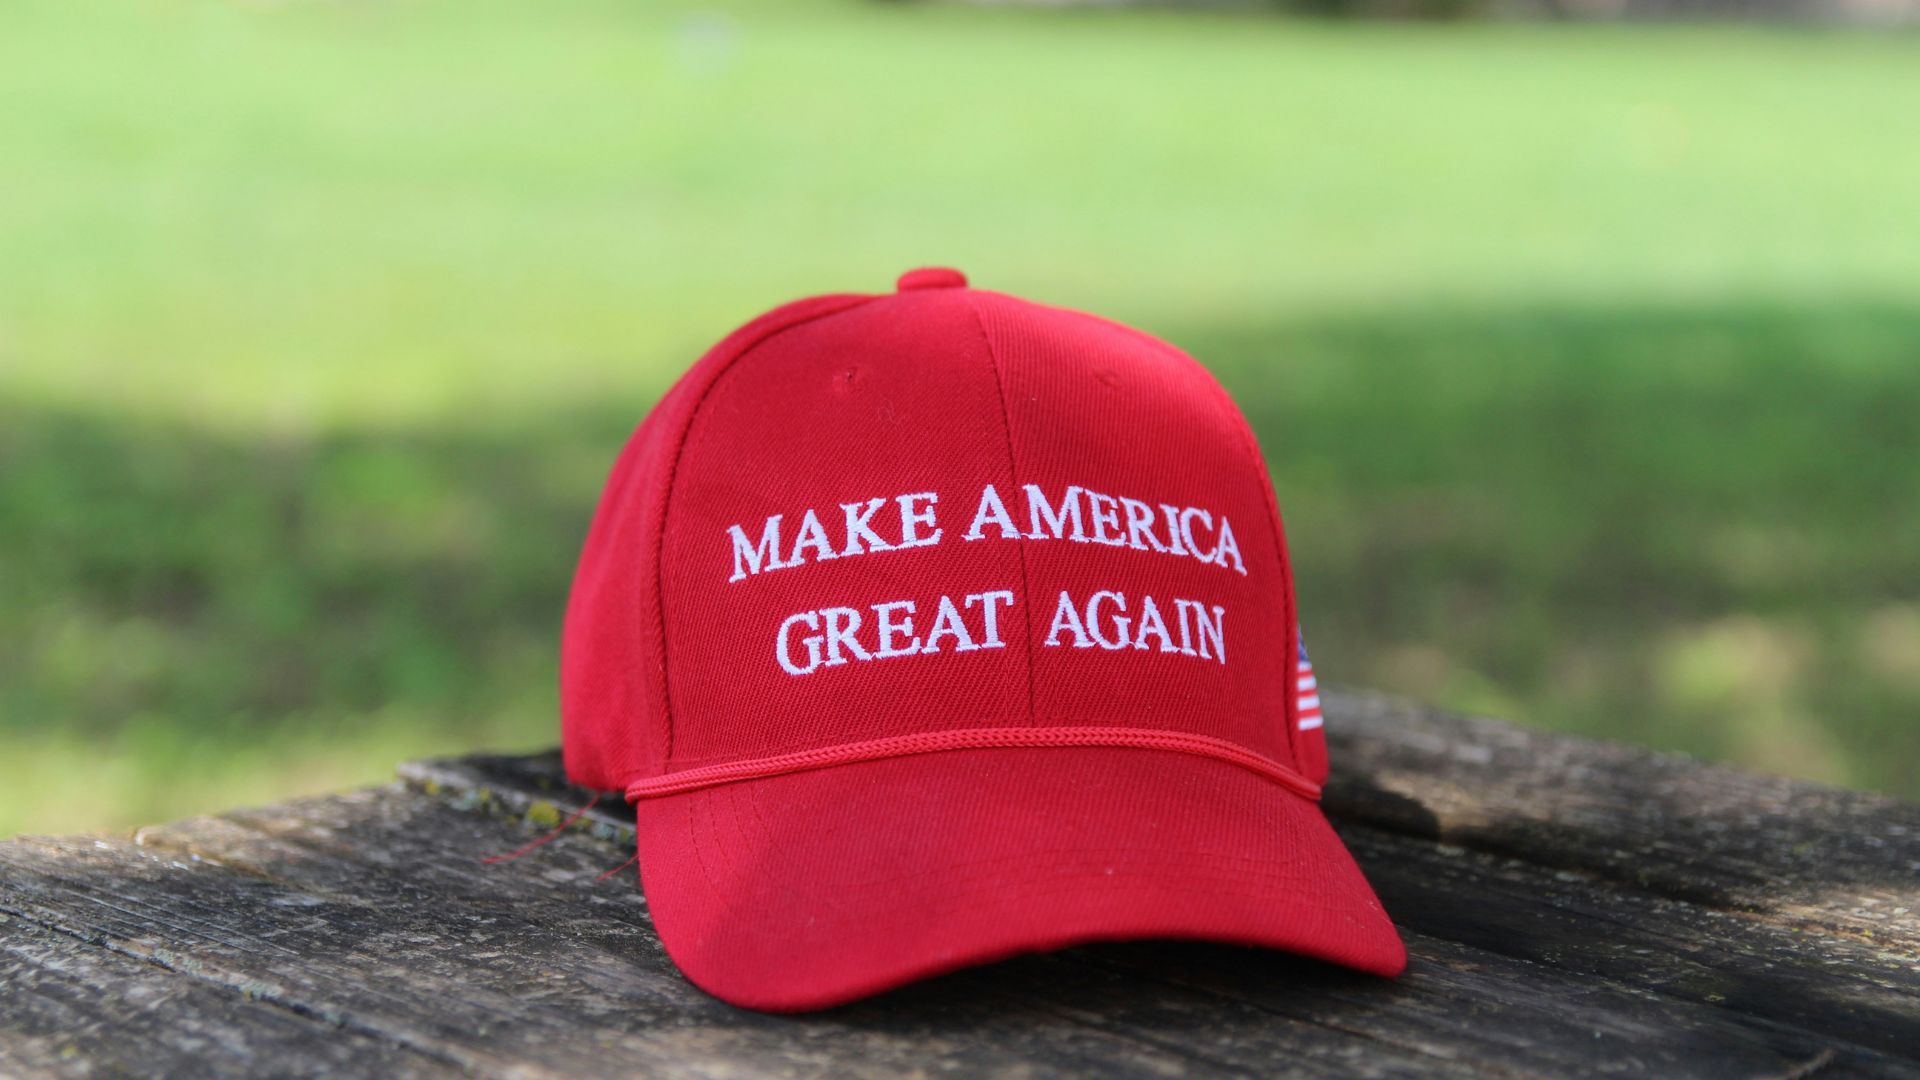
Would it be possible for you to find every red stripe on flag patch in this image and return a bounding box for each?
[1296,640,1323,731]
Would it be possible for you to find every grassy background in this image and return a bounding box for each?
[4,0,1919,836]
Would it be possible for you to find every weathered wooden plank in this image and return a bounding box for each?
[1332,827,1919,1062]
[163,788,1894,1077]
[0,909,450,1079]
[6,691,1918,1078]
[7,780,1897,1078]
[1,822,789,1078]
[124,786,1920,1077]
[1082,934,1876,1079]
[4,794,1466,1079]
[0,833,566,1077]
[124,792,1480,1079]
[1321,688,1920,941]
[396,750,1920,1074]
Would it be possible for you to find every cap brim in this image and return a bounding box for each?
[633,745,1407,1012]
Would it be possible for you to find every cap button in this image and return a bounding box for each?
[896,267,968,292]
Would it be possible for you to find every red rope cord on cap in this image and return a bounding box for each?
[624,727,1321,802]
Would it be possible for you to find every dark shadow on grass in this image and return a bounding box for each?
[0,401,640,745]
[1171,298,1920,796]
[4,297,1919,793]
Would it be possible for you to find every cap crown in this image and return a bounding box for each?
[562,278,1328,796]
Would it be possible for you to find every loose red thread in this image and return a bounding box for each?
[596,852,640,882]
[480,794,603,865]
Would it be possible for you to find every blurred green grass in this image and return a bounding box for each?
[3,0,1919,835]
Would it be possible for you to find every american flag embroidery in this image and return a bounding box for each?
[1297,640,1323,731]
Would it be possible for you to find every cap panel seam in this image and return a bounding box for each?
[649,293,881,773]
[1062,311,1304,761]
[1194,368,1303,760]
[965,295,1038,726]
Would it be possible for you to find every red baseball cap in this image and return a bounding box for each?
[561,267,1406,1011]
